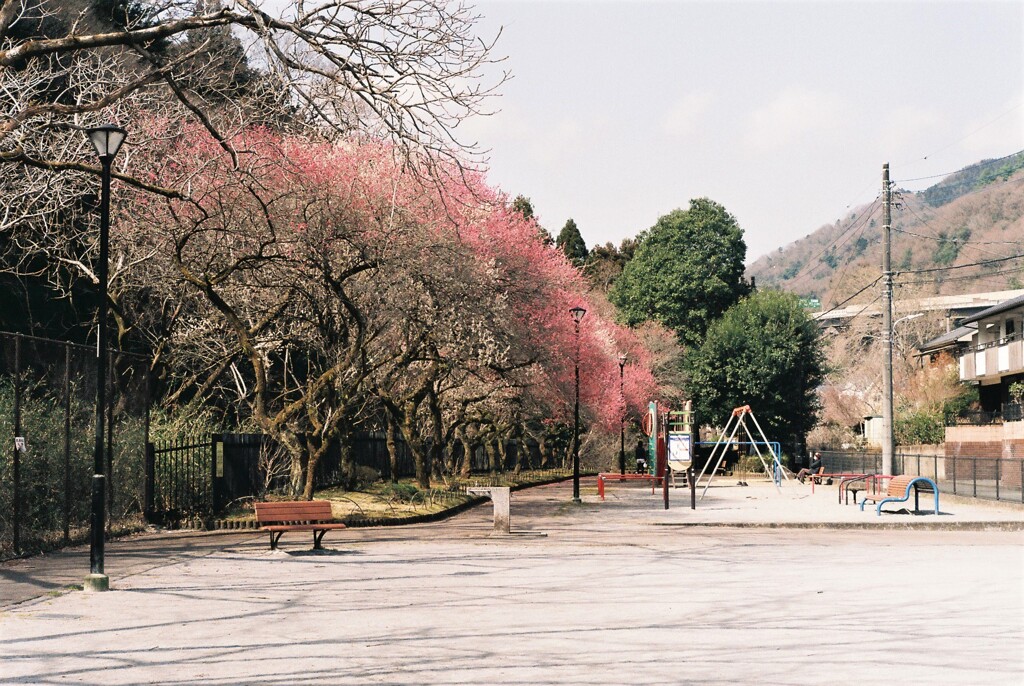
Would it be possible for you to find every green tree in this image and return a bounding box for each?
[609,198,748,347]
[555,218,588,266]
[584,238,637,293]
[684,290,825,449]
[512,195,552,246]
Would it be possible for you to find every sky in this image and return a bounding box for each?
[457,1,1024,263]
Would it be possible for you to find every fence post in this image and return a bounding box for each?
[63,345,71,545]
[952,455,957,494]
[12,335,22,555]
[105,359,115,524]
[210,435,221,515]
[144,441,155,520]
[972,458,977,498]
[995,457,1000,501]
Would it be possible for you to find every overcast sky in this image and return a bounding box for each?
[458,1,1024,263]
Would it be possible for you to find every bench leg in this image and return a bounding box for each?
[270,531,283,550]
[314,530,326,550]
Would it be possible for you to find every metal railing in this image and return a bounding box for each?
[818,450,1024,504]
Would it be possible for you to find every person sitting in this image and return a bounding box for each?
[797,452,823,484]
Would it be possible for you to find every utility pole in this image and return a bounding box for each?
[881,163,895,476]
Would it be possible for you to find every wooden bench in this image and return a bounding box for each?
[254,500,347,550]
[859,475,940,516]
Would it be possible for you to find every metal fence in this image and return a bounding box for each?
[142,432,552,524]
[1,332,150,560]
[818,450,1024,504]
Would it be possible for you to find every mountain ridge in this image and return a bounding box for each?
[747,151,1024,309]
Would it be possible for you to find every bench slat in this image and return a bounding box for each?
[255,501,334,524]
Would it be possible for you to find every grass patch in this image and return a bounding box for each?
[217,469,572,526]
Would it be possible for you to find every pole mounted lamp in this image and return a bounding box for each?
[85,124,127,593]
[570,306,586,503]
[618,354,627,475]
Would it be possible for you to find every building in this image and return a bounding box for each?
[920,293,1024,414]
[918,294,1024,476]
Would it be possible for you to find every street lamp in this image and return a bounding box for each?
[570,306,586,503]
[618,354,627,475]
[84,124,127,593]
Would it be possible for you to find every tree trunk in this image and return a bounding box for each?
[400,403,430,489]
[496,435,509,473]
[457,426,473,478]
[385,415,400,483]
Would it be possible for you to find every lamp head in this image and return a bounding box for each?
[569,306,586,324]
[86,124,128,160]
[618,354,627,367]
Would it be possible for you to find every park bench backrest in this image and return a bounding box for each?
[884,479,917,499]
[255,500,334,525]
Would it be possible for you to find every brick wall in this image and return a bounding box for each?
[945,422,1024,487]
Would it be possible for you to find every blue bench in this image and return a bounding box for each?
[859,475,939,516]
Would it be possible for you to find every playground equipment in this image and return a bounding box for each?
[641,400,693,481]
[695,405,786,499]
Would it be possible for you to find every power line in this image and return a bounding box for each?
[815,275,883,320]
[897,251,1024,275]
[893,100,1024,174]
[896,264,1024,287]
[781,198,881,287]
[892,149,1024,184]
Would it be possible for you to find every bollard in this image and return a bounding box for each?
[689,466,696,510]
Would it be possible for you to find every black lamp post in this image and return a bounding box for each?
[569,306,586,503]
[618,353,626,475]
[84,124,127,593]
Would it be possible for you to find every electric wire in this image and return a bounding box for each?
[780,198,881,287]
[896,251,1024,275]
[892,149,1024,184]
[814,275,883,320]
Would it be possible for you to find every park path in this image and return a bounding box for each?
[2,479,1023,684]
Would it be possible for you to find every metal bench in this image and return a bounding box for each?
[859,475,940,516]
[254,500,347,550]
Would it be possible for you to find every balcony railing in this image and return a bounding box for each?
[946,403,1023,426]
[958,337,1024,380]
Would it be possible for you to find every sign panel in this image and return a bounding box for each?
[668,433,691,463]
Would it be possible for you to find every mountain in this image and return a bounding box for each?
[747,152,1024,309]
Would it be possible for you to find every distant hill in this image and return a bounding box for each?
[746,152,1024,310]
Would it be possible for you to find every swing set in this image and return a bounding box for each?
[694,405,787,499]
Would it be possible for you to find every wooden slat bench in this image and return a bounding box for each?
[858,475,940,516]
[254,500,347,550]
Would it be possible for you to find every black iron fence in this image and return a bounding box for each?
[143,432,551,524]
[1,331,150,560]
[818,450,1024,504]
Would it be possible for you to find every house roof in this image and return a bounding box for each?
[918,325,974,354]
[957,293,1024,326]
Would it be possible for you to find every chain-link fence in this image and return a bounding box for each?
[1,332,149,560]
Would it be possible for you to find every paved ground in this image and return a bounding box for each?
[2,477,1022,685]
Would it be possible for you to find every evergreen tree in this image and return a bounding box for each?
[609,198,748,347]
[683,289,824,449]
[556,218,588,266]
[512,195,553,246]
